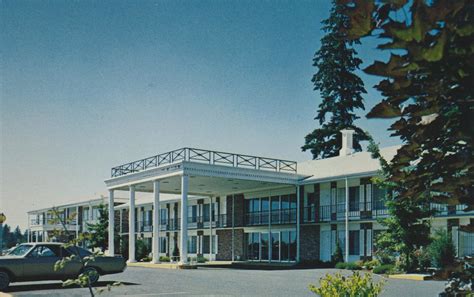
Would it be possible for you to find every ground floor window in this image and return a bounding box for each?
[160,236,167,254]
[349,230,359,255]
[246,230,296,262]
[188,236,197,253]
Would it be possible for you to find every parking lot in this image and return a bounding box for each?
[5,266,445,297]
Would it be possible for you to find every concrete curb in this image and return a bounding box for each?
[388,274,432,281]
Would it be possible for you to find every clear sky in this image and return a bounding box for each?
[1,0,399,230]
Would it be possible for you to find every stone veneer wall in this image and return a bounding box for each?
[300,225,320,261]
[225,194,244,227]
[216,228,244,260]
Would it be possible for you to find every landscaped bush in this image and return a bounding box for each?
[196,256,208,263]
[299,260,334,268]
[364,259,381,270]
[159,256,170,262]
[335,262,362,270]
[136,238,150,261]
[428,229,456,269]
[309,272,384,297]
[345,262,362,270]
[331,240,344,264]
[373,264,395,275]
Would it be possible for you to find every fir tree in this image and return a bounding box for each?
[302,0,368,159]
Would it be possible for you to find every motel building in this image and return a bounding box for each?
[28,130,474,265]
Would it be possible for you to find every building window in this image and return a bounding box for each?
[203,204,210,221]
[188,236,197,253]
[247,233,260,260]
[160,208,168,224]
[349,187,360,211]
[160,237,167,254]
[188,205,198,223]
[349,230,360,255]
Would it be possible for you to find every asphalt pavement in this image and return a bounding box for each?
[5,266,445,297]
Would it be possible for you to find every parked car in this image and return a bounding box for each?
[0,242,126,291]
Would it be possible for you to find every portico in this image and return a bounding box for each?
[104,148,306,265]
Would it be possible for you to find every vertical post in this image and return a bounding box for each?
[209,196,213,259]
[296,184,300,262]
[345,177,349,262]
[128,185,136,263]
[231,194,235,261]
[152,180,161,263]
[180,175,189,265]
[108,189,115,256]
[36,231,39,243]
[75,206,79,240]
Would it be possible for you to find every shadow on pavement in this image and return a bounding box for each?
[5,281,139,293]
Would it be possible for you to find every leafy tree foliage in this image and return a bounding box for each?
[368,137,432,272]
[302,0,369,159]
[339,0,474,227]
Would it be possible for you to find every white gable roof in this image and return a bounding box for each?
[297,145,400,183]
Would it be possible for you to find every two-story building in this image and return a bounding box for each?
[27,197,127,243]
[103,130,474,265]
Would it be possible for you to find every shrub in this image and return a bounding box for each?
[332,239,344,264]
[364,259,381,270]
[196,256,208,263]
[299,260,334,268]
[135,238,150,261]
[373,264,395,275]
[309,272,384,297]
[428,229,456,269]
[345,262,362,270]
[159,256,170,262]
[336,262,362,270]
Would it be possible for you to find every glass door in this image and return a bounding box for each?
[271,232,280,261]
[260,233,269,261]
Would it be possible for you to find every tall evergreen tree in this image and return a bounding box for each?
[87,204,109,252]
[302,0,369,159]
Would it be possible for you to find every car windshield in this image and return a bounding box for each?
[7,244,33,256]
[67,246,92,257]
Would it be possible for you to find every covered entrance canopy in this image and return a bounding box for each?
[104,148,309,265]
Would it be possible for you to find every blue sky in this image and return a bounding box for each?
[1,0,399,229]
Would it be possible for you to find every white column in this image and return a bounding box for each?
[128,185,136,263]
[36,231,39,243]
[152,180,161,263]
[89,204,93,221]
[231,194,235,261]
[75,206,79,239]
[180,175,189,264]
[108,189,115,256]
[209,196,213,259]
[345,177,349,262]
[296,185,301,262]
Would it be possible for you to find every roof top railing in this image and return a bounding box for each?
[111,147,297,177]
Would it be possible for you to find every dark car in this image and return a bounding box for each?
[0,242,126,291]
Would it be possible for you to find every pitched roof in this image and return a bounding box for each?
[297,145,400,183]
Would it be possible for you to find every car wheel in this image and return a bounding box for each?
[0,271,10,291]
[83,267,99,285]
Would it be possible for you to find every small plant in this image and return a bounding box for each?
[364,259,381,270]
[428,229,456,269]
[136,238,150,261]
[373,264,395,275]
[159,256,170,262]
[309,272,384,297]
[336,262,362,270]
[332,239,344,264]
[196,256,208,263]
